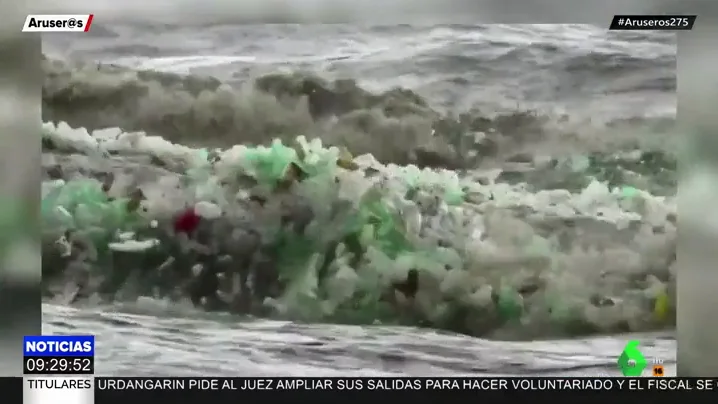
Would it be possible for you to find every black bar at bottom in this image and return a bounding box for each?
[0,377,23,400]
[93,377,717,403]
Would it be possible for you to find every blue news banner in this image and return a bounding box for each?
[22,335,95,404]
[12,335,718,404]
[23,335,94,375]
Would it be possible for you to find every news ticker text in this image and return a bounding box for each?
[22,377,718,392]
[11,377,718,404]
[609,15,696,30]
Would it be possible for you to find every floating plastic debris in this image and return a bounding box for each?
[40,121,678,338]
[108,239,160,252]
[653,290,669,321]
[620,186,639,198]
[496,287,523,320]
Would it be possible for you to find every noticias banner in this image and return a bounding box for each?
[23,335,95,404]
[23,335,95,376]
[23,335,94,356]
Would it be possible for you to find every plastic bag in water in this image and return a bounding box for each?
[496,287,523,320]
[620,185,638,199]
[42,180,107,232]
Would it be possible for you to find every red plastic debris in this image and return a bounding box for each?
[173,207,201,234]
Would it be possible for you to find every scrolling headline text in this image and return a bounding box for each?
[35,377,718,392]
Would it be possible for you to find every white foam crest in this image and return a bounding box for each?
[43,120,676,226]
[44,121,198,164]
[131,56,258,74]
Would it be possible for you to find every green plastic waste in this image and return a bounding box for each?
[42,180,107,231]
[399,165,464,205]
[496,287,523,320]
[186,149,212,181]
[224,137,421,261]
[42,179,107,214]
[620,186,638,198]
[41,178,147,257]
[41,136,476,327]
[443,189,464,205]
[234,138,337,188]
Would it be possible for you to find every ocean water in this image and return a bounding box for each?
[41,23,677,376]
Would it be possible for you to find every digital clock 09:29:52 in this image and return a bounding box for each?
[23,356,94,375]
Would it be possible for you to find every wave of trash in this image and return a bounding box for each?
[41,120,676,340]
[42,56,677,174]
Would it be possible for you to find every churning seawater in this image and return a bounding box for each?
[41,23,677,376]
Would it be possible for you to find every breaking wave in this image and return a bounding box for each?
[40,46,678,340]
[42,56,675,171]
